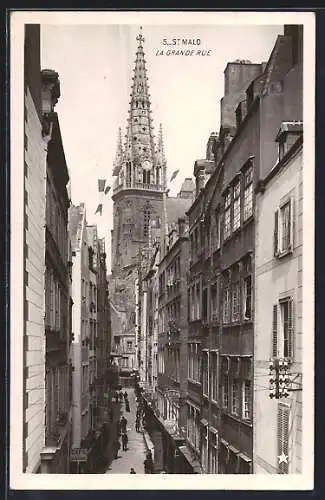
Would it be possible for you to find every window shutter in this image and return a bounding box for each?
[274,210,279,256]
[272,304,278,357]
[289,197,294,251]
[277,404,289,474]
[288,299,294,360]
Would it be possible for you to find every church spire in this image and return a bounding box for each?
[112,27,166,192]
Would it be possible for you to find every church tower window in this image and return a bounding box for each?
[143,170,151,185]
[144,208,151,239]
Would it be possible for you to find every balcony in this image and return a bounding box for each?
[113,182,164,195]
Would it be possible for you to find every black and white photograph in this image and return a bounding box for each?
[10,10,315,490]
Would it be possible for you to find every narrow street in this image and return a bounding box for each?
[105,388,147,474]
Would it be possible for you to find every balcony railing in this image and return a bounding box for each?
[113,182,164,194]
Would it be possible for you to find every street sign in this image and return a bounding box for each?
[70,448,88,462]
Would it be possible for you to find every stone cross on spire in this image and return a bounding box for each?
[136,26,145,45]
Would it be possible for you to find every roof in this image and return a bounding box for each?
[179,177,195,194]
[166,196,192,226]
[193,159,214,176]
[275,121,303,141]
[69,204,85,252]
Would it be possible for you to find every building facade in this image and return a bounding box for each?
[23,24,48,473]
[69,204,92,472]
[41,69,72,473]
[185,24,303,475]
[254,128,303,474]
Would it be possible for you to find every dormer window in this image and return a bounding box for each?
[276,121,303,162]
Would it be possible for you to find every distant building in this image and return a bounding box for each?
[69,203,92,473]
[41,68,72,473]
[141,181,198,474]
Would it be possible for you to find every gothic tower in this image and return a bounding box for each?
[111,28,167,277]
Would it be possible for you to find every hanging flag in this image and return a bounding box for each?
[169,169,179,182]
[95,203,103,216]
[104,185,111,195]
[98,179,106,192]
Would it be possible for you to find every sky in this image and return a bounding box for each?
[40,23,283,272]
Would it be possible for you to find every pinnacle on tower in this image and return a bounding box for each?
[157,123,166,162]
[112,127,124,176]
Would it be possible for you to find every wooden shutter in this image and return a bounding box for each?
[287,299,294,360]
[272,304,278,357]
[274,210,279,256]
[277,404,290,474]
[289,197,294,251]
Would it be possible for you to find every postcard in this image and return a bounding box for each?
[10,9,315,490]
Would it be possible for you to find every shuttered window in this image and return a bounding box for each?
[272,299,294,360]
[280,298,294,360]
[277,403,290,474]
[274,210,279,256]
[272,304,278,357]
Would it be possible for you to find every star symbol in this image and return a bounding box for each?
[278,452,288,464]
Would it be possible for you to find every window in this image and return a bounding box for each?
[209,430,218,473]
[211,352,218,402]
[243,276,252,320]
[202,351,209,397]
[127,341,133,350]
[196,282,201,319]
[222,375,229,409]
[201,424,208,472]
[231,379,240,416]
[188,343,200,383]
[215,210,221,249]
[210,282,219,322]
[274,199,293,256]
[272,299,294,359]
[143,169,151,184]
[224,190,232,240]
[233,180,241,231]
[231,282,241,322]
[143,208,151,239]
[243,166,253,221]
[187,404,200,451]
[223,286,230,324]
[277,403,290,474]
[242,380,252,420]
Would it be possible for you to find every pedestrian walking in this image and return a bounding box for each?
[130,468,136,474]
[135,418,140,432]
[119,391,124,402]
[113,439,121,459]
[122,432,128,451]
[114,391,119,404]
[125,399,130,412]
[124,391,128,400]
[120,416,127,433]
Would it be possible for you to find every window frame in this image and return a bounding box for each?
[243,165,253,221]
[231,379,240,417]
[233,179,241,231]
[224,189,232,240]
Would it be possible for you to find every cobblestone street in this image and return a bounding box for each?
[105,388,147,474]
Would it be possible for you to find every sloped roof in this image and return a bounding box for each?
[179,177,195,194]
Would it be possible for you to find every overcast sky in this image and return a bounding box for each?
[40,23,283,272]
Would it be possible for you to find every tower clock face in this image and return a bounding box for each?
[142,159,152,171]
